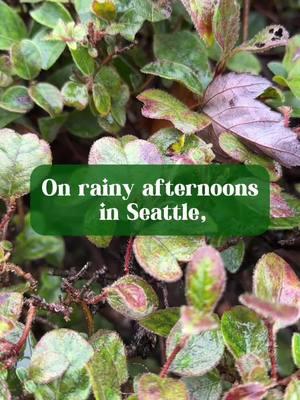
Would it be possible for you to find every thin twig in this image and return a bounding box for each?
[124,237,134,275]
[265,320,278,381]
[15,303,36,354]
[0,262,37,289]
[160,336,188,378]
[243,0,251,42]
[0,199,16,240]
[80,300,95,337]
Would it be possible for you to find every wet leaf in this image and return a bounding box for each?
[62,81,89,111]
[0,0,27,50]
[92,83,111,116]
[239,25,289,53]
[0,129,51,199]
[179,0,217,46]
[133,236,205,282]
[166,319,224,376]
[221,306,269,362]
[139,308,180,337]
[182,371,223,400]
[186,245,225,313]
[223,383,267,400]
[138,89,211,134]
[292,333,300,368]
[30,2,72,29]
[106,275,159,320]
[89,137,163,165]
[11,39,42,80]
[213,0,240,57]
[203,73,300,167]
[0,292,23,320]
[29,83,63,117]
[87,330,128,400]
[0,86,33,114]
[284,378,300,400]
[219,132,282,182]
[28,329,93,384]
[138,373,189,400]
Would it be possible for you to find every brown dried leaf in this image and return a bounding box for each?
[203,73,300,167]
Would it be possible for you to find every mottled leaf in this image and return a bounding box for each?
[62,81,88,111]
[29,83,63,117]
[182,371,223,400]
[0,86,33,114]
[166,319,224,376]
[0,292,23,320]
[28,329,93,384]
[92,83,111,116]
[221,240,245,274]
[270,184,295,218]
[219,132,282,182]
[11,39,42,80]
[186,245,225,313]
[213,0,240,57]
[92,0,116,20]
[292,333,300,368]
[139,308,180,337]
[221,306,269,362]
[0,0,27,50]
[133,0,172,22]
[203,73,300,167]
[179,0,217,46]
[106,9,144,42]
[133,236,205,282]
[106,275,159,320]
[89,137,163,165]
[30,2,72,28]
[138,373,189,400]
[0,129,51,199]
[223,383,267,400]
[138,89,211,134]
[284,378,300,400]
[181,306,218,335]
[32,29,66,70]
[87,330,128,400]
[236,354,270,384]
[239,25,289,53]
[70,46,95,76]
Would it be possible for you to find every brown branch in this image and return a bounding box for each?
[80,300,95,337]
[0,199,16,240]
[243,0,251,42]
[160,336,188,378]
[0,262,37,290]
[124,237,134,275]
[15,303,36,354]
[28,295,72,321]
[265,320,278,381]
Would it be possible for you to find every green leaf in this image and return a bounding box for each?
[213,0,240,57]
[138,373,188,400]
[70,46,95,76]
[284,379,300,400]
[221,306,269,362]
[38,113,68,143]
[292,333,300,368]
[239,25,289,53]
[0,0,27,50]
[186,245,225,313]
[133,0,171,22]
[0,315,15,338]
[221,240,245,274]
[179,0,217,46]
[28,329,93,384]
[0,108,21,128]
[0,292,23,320]
[62,81,89,111]
[92,0,117,20]
[133,236,205,282]
[29,83,63,117]
[0,86,33,114]
[11,39,42,80]
[166,319,224,376]
[182,371,223,400]
[219,132,282,182]
[87,235,112,248]
[283,35,300,72]
[142,31,211,95]
[30,2,72,29]
[92,83,111,116]
[236,354,270,384]
[87,330,128,400]
[137,89,211,134]
[89,136,163,164]
[106,9,144,41]
[47,21,86,50]
[139,308,180,337]
[67,108,102,138]
[13,214,64,266]
[227,52,262,74]
[181,306,218,335]
[0,129,51,199]
[106,275,159,320]
[32,29,66,70]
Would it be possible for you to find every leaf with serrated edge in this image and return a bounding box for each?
[138,89,211,134]
[0,129,51,199]
[203,73,300,166]
[133,236,205,282]
[138,373,189,400]
[186,245,226,313]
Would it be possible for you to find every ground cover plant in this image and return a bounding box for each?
[1,0,300,399]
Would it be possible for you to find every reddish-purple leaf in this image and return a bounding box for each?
[239,293,299,325]
[271,184,295,218]
[181,306,218,335]
[203,73,300,167]
[223,383,267,400]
